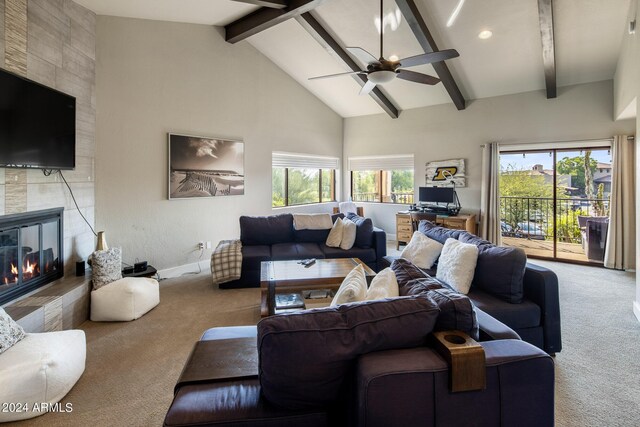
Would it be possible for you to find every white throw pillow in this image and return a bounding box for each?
[436,238,479,294]
[330,264,367,306]
[0,308,26,355]
[326,218,344,248]
[293,213,333,230]
[400,231,444,269]
[340,219,357,250]
[365,268,399,301]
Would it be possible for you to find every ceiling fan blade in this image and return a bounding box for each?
[398,49,459,68]
[309,71,365,80]
[396,70,440,85]
[359,79,377,95]
[346,47,380,66]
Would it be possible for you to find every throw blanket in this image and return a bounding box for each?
[211,239,242,285]
[293,213,333,230]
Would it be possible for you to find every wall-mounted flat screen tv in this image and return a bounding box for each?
[0,67,76,170]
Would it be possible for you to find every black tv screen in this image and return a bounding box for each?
[0,68,76,170]
[419,186,454,204]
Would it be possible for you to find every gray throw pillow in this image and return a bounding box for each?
[346,213,374,248]
[418,220,463,244]
[458,232,527,303]
[0,308,26,355]
[92,247,123,290]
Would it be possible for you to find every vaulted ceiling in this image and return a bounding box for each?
[75,0,631,118]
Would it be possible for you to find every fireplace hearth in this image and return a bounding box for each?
[0,208,64,305]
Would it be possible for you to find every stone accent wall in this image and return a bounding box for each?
[4,0,26,75]
[0,0,96,276]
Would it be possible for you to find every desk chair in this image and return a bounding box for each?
[410,212,437,232]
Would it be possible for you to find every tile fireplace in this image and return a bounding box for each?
[0,208,64,305]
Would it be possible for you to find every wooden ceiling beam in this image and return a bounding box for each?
[225,0,326,44]
[296,12,400,119]
[230,0,287,9]
[394,0,466,110]
[537,0,557,98]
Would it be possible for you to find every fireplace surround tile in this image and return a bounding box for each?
[12,296,62,332]
[4,272,91,333]
[2,0,96,307]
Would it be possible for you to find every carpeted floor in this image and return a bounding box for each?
[8,260,640,426]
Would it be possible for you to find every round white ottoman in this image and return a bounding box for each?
[0,330,86,422]
[91,277,160,321]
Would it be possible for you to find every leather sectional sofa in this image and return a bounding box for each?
[219,213,386,289]
[164,296,555,427]
[382,221,562,355]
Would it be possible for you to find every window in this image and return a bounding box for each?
[349,155,414,204]
[272,152,338,207]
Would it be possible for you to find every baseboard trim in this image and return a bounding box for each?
[158,260,209,279]
[634,301,640,323]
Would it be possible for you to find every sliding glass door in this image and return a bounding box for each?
[499,146,611,265]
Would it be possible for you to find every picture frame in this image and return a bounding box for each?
[425,158,466,187]
[168,133,245,200]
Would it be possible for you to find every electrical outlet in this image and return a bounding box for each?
[197,241,204,250]
[206,241,212,249]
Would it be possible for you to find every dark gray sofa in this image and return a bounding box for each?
[219,213,387,289]
[382,221,562,355]
[165,298,555,427]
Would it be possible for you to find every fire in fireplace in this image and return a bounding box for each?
[0,208,64,305]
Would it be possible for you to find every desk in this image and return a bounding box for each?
[396,212,477,249]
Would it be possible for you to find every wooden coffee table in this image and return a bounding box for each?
[260,258,376,317]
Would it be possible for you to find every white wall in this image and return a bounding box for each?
[95,17,343,270]
[636,97,640,322]
[614,0,638,120]
[613,0,640,322]
[343,80,635,234]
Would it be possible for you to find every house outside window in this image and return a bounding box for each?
[272,152,339,207]
[349,155,415,204]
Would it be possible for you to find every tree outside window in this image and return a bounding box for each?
[272,167,335,207]
[351,169,414,204]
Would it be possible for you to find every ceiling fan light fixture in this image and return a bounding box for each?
[478,30,493,40]
[368,70,396,84]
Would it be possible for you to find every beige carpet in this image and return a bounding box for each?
[8,274,262,427]
[8,261,640,427]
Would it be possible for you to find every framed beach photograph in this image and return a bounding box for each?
[168,133,245,200]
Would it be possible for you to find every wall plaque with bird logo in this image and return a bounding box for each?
[425,159,466,187]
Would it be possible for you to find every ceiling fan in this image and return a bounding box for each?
[309,0,459,95]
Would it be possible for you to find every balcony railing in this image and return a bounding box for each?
[352,192,414,204]
[500,196,609,244]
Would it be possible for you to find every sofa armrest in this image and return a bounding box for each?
[475,308,521,341]
[523,263,562,354]
[372,227,387,271]
[356,340,554,427]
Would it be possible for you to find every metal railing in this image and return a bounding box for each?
[352,192,414,204]
[500,196,610,244]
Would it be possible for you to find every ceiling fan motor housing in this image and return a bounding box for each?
[368,70,396,84]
